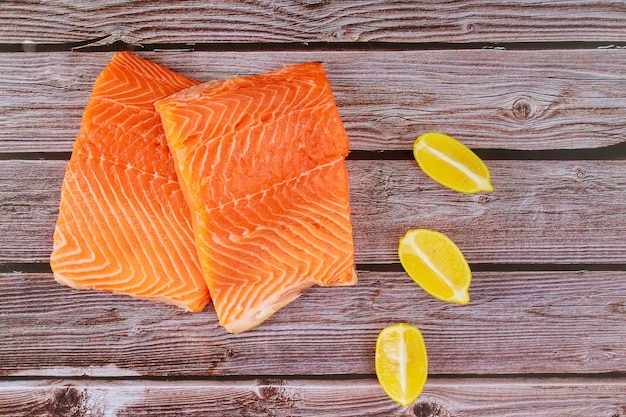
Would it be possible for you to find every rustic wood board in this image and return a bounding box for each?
[2,1,626,413]
[2,0,626,45]
[3,159,625,264]
[2,50,626,153]
[2,270,624,376]
[1,378,626,416]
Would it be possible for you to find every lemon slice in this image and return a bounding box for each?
[414,132,493,194]
[398,228,471,304]
[375,323,428,407]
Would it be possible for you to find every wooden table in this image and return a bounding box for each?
[1,2,626,415]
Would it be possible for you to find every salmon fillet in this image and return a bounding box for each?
[51,52,210,312]
[155,62,356,333]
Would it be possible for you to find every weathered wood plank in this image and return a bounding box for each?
[1,378,625,417]
[1,270,625,376]
[2,1,626,45]
[2,50,626,153]
[2,159,625,264]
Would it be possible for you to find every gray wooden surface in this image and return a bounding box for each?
[3,51,626,152]
[2,159,626,264]
[2,379,626,417]
[1,1,625,416]
[1,270,625,376]
[2,0,626,44]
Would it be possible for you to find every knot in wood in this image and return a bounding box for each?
[511,97,536,120]
[478,194,491,205]
[48,386,85,416]
[256,380,297,408]
[609,300,626,314]
[413,400,451,417]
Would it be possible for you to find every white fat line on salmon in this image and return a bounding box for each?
[79,151,181,185]
[90,95,159,114]
[207,157,346,212]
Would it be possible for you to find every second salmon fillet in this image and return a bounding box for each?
[155,62,356,333]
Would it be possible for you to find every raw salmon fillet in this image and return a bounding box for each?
[155,62,356,333]
[51,52,210,312]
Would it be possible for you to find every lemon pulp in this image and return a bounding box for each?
[398,228,471,304]
[414,132,493,194]
[375,323,428,407]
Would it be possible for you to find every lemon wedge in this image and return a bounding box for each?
[414,132,493,194]
[398,228,471,304]
[375,323,428,407]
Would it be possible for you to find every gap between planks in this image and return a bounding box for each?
[2,39,626,53]
[2,142,626,161]
[2,372,626,383]
[3,262,626,275]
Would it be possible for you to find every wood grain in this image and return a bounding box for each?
[1,378,625,417]
[2,50,626,153]
[2,2,625,412]
[2,159,625,264]
[2,1,626,45]
[1,270,625,376]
